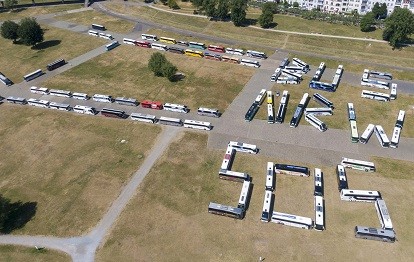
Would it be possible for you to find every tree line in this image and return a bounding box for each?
[1,18,44,46]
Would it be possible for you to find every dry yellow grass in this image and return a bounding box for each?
[43,45,255,112]
[0,245,70,261]
[0,104,161,236]
[96,132,414,261]
[0,4,83,21]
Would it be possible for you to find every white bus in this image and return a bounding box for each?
[105,41,120,51]
[275,90,288,123]
[360,124,375,144]
[123,38,137,45]
[98,32,113,40]
[340,189,381,202]
[218,170,250,183]
[369,70,392,80]
[292,57,310,72]
[158,116,183,127]
[390,110,405,148]
[141,33,158,41]
[267,104,274,124]
[88,30,99,36]
[220,145,235,171]
[304,114,327,132]
[375,125,390,148]
[114,97,138,106]
[281,69,302,80]
[271,212,313,230]
[228,141,258,154]
[92,94,113,103]
[395,109,405,128]
[30,86,49,95]
[151,43,168,51]
[197,107,220,118]
[290,93,308,128]
[361,90,390,102]
[240,59,260,68]
[332,74,341,89]
[6,96,26,105]
[48,102,71,111]
[314,168,323,197]
[0,71,12,86]
[183,119,212,131]
[208,202,244,220]
[390,83,397,100]
[72,92,89,100]
[130,113,157,123]
[275,164,309,177]
[314,195,325,231]
[162,103,189,113]
[283,65,304,73]
[304,108,332,116]
[225,48,244,56]
[375,199,393,230]
[335,65,344,76]
[49,89,72,98]
[354,226,395,243]
[361,78,390,89]
[276,77,299,85]
[261,190,273,222]
[266,162,275,191]
[336,164,348,191]
[237,181,251,211]
[341,157,375,172]
[350,120,359,143]
[254,89,267,105]
[279,57,289,68]
[24,69,43,82]
[246,50,267,59]
[312,93,333,109]
[27,98,49,108]
[347,102,356,121]
[73,105,97,115]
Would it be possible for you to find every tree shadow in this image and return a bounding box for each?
[32,40,61,50]
[0,7,28,14]
[243,18,257,26]
[263,22,278,29]
[0,195,37,234]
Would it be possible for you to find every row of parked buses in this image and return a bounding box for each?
[28,86,221,118]
[334,157,396,243]
[5,95,214,131]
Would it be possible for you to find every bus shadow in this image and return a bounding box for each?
[32,40,61,50]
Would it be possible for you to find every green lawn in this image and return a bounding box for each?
[0,3,83,21]
[0,245,70,262]
[0,25,106,84]
[43,45,255,112]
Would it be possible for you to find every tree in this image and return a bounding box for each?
[292,1,299,8]
[360,12,375,32]
[4,0,18,9]
[0,20,19,42]
[203,0,216,17]
[148,52,168,77]
[17,18,44,46]
[159,0,168,5]
[191,0,204,8]
[372,2,381,19]
[168,0,180,9]
[382,8,414,48]
[216,0,229,20]
[230,0,247,26]
[162,62,178,81]
[258,3,274,28]
[379,3,387,19]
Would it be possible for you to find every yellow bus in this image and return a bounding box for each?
[160,36,177,44]
[184,49,204,58]
[267,91,273,104]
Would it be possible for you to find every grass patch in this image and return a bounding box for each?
[0,104,161,236]
[96,132,414,261]
[43,45,254,112]
[0,25,106,84]
[0,3,83,21]
[0,245,70,261]
[57,9,136,33]
[373,157,414,180]
[255,76,414,137]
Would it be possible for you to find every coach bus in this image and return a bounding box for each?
[267,104,274,124]
[208,202,244,219]
[221,56,240,64]
[246,50,267,59]
[309,81,334,92]
[47,59,66,71]
[219,170,250,183]
[49,102,71,111]
[240,59,260,68]
[282,69,302,80]
[275,164,309,177]
[305,114,327,132]
[261,190,273,222]
[237,181,252,211]
[312,93,333,109]
[123,38,137,45]
[279,58,289,68]
[314,168,323,197]
[72,92,89,100]
[276,90,288,123]
[0,72,12,86]
[6,96,26,105]
[292,57,310,72]
[130,113,157,123]
[204,52,222,61]
[335,65,344,76]
[115,97,138,106]
[305,107,332,116]
[244,103,259,122]
[361,78,390,89]
[184,49,204,58]
[390,83,397,100]
[92,94,113,103]
[183,119,212,131]
[336,164,348,191]
[390,110,405,148]
[228,141,258,154]
[188,41,206,50]
[30,86,49,95]
[340,189,381,202]
[158,116,183,127]
[375,199,393,230]
[151,43,168,51]
[225,48,244,56]
[220,146,237,171]
[24,69,43,82]
[163,103,189,113]
[98,32,113,40]
[374,125,390,148]
[208,45,225,53]
[361,90,390,102]
[101,108,127,119]
[290,93,308,128]
[332,74,341,89]
[141,34,158,41]
[360,124,375,144]
[283,65,303,73]
[254,89,267,105]
[266,162,275,191]
[88,30,99,36]
[27,98,49,108]
[167,46,185,54]
[91,23,106,30]
[347,103,356,121]
[159,36,176,44]
[49,89,72,98]
[341,157,375,172]
[369,70,392,80]
[135,40,151,48]
[350,120,359,143]
[197,107,220,118]
[314,195,325,231]
[354,226,395,243]
[105,41,120,51]
[271,212,313,230]
[141,100,163,110]
[395,109,405,128]
[73,105,97,115]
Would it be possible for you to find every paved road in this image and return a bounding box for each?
[0,126,180,262]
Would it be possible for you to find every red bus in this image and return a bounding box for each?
[204,52,221,61]
[135,41,151,48]
[208,45,225,53]
[141,100,163,110]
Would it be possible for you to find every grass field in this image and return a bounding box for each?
[43,45,255,112]
[0,245,70,261]
[0,25,106,83]
[254,76,414,138]
[103,3,414,70]
[0,104,161,236]
[0,3,83,20]
[96,132,414,261]
[57,9,136,33]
